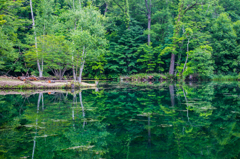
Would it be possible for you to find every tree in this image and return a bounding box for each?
[168,0,213,75]
[105,22,146,76]
[178,45,214,78]
[110,0,130,27]
[145,0,152,46]
[0,0,26,74]
[136,43,164,73]
[29,0,43,77]
[70,6,107,83]
[211,13,238,74]
[0,27,14,70]
[84,53,107,79]
[25,35,71,79]
[40,35,71,80]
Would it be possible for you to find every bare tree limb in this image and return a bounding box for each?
[183,1,205,15]
[112,0,125,12]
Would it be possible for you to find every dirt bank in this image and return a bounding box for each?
[0,77,96,89]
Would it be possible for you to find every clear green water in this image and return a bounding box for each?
[1,82,240,159]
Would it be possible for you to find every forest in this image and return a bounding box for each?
[1,0,240,81]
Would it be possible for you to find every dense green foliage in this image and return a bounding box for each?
[1,0,240,79]
[1,83,240,158]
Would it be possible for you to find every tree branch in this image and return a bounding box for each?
[183,1,204,15]
[112,0,125,12]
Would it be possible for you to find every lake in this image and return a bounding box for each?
[1,82,240,158]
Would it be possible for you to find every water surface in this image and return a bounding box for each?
[1,82,240,158]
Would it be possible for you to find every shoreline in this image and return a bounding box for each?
[0,89,98,95]
[0,78,97,89]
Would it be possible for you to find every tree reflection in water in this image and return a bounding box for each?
[0,82,240,158]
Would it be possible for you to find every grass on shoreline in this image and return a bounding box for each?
[211,75,239,81]
[120,73,240,82]
[121,73,167,81]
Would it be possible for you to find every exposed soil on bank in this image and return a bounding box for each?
[0,77,96,89]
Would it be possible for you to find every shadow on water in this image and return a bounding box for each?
[1,81,240,158]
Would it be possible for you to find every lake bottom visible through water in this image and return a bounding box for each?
[1,82,240,159]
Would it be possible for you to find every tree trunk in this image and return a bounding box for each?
[125,0,130,29]
[168,0,184,75]
[79,61,85,83]
[78,46,85,83]
[72,2,78,81]
[104,3,108,16]
[175,29,185,75]
[147,14,151,46]
[169,54,176,75]
[75,66,78,80]
[30,0,42,77]
[183,38,190,73]
[72,48,76,81]
[145,0,151,46]
[59,70,62,80]
[57,67,67,80]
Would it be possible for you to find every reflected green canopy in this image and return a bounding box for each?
[1,82,240,159]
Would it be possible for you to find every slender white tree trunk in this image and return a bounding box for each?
[75,65,78,80]
[30,0,43,77]
[72,41,76,81]
[145,0,151,46]
[72,0,77,81]
[73,64,76,81]
[79,62,85,83]
[78,46,85,83]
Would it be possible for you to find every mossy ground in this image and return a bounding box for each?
[120,73,167,82]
